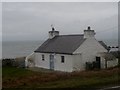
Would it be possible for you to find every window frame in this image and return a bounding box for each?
[61,56,65,63]
[42,54,45,61]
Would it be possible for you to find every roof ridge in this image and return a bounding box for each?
[58,34,84,37]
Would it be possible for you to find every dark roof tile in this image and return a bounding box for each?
[98,41,108,51]
[35,34,86,54]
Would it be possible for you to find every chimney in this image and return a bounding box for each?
[84,26,96,38]
[49,25,59,39]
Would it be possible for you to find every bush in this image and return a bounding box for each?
[2,57,26,68]
[86,61,101,70]
[86,62,93,70]
[2,58,15,67]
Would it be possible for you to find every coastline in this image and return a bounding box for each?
[2,40,43,59]
[2,39,118,59]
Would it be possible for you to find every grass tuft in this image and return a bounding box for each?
[2,66,120,88]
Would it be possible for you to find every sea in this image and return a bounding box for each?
[2,40,43,59]
[1,39,118,59]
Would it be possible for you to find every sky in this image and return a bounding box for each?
[2,2,118,41]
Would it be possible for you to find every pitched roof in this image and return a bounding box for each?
[34,34,86,54]
[98,41,108,50]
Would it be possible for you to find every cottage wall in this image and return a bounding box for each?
[73,38,108,70]
[34,53,73,72]
[107,59,118,68]
[54,54,73,72]
[35,53,50,69]
[100,58,118,69]
[100,57,106,69]
[72,54,83,71]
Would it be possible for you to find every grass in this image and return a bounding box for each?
[2,66,120,89]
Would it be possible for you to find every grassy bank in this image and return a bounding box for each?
[2,66,120,89]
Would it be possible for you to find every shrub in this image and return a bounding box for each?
[2,57,26,68]
[86,62,93,70]
[2,58,15,67]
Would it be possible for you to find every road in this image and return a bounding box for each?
[99,86,120,90]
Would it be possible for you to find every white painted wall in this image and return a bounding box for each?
[35,53,50,69]
[97,58,118,69]
[107,59,118,68]
[72,54,83,71]
[35,53,73,72]
[73,38,108,70]
[99,57,106,69]
[54,54,73,72]
[25,52,35,67]
[97,53,118,69]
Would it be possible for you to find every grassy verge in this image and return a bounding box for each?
[2,66,120,89]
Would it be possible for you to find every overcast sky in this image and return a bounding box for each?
[2,2,118,41]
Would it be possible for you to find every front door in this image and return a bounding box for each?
[96,57,101,69]
[49,55,54,70]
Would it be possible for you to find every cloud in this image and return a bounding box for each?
[2,2,118,41]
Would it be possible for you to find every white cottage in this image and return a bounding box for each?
[26,26,118,72]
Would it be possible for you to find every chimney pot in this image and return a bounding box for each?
[49,25,59,39]
[88,26,91,30]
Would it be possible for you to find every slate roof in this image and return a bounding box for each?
[34,35,108,55]
[34,34,86,54]
[98,41,109,50]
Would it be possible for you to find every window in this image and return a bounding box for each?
[61,56,65,63]
[42,55,45,61]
